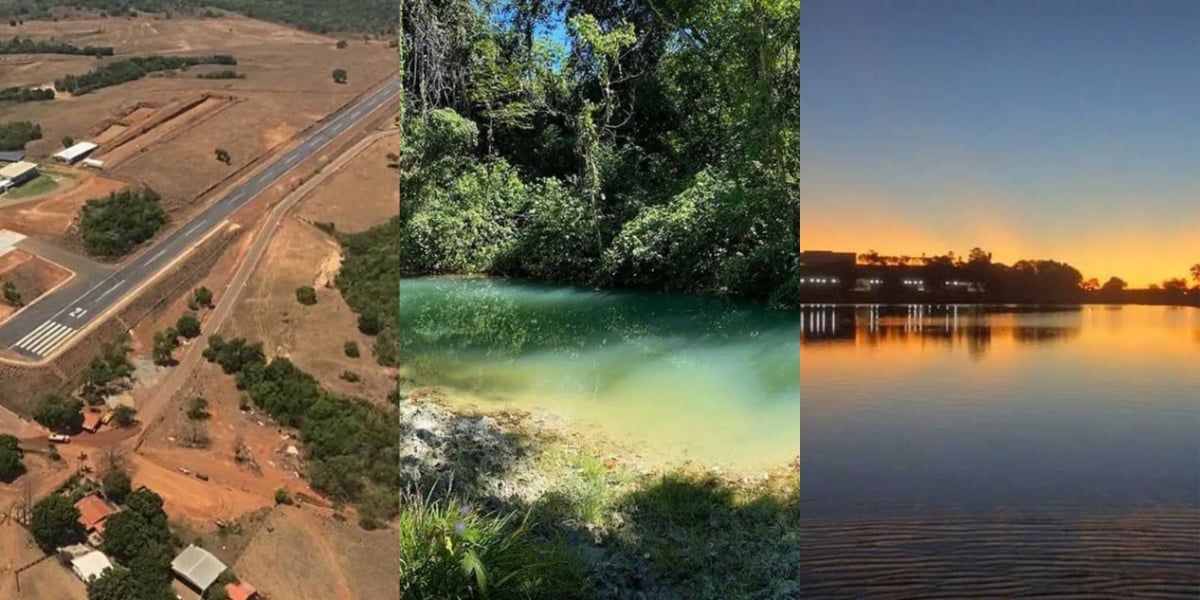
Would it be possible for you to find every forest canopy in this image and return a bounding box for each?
[78,189,168,258]
[400,0,799,308]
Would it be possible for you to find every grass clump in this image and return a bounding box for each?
[398,490,592,600]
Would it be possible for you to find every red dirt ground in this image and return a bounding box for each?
[0,174,127,237]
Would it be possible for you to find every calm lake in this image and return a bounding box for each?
[398,277,801,472]
[800,304,1200,519]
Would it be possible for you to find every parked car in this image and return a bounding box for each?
[48,434,70,444]
[195,472,209,481]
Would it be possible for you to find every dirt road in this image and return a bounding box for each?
[134,128,395,450]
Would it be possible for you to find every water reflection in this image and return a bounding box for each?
[800,304,1083,360]
[800,305,1200,519]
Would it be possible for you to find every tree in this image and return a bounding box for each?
[0,434,24,482]
[87,567,136,599]
[62,135,73,147]
[296,286,317,305]
[1191,263,1200,286]
[191,286,214,310]
[356,313,380,335]
[214,148,231,164]
[344,341,360,358]
[152,328,180,366]
[332,68,348,84]
[112,405,136,427]
[1101,277,1127,292]
[1162,278,1188,293]
[101,511,152,563]
[2,280,20,306]
[34,395,83,434]
[81,335,133,405]
[1080,278,1099,292]
[274,488,293,505]
[103,469,132,504]
[187,397,210,420]
[176,313,201,339]
[30,494,85,551]
[336,39,348,49]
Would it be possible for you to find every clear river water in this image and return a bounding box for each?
[399,277,801,472]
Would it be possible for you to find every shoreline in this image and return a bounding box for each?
[401,381,800,488]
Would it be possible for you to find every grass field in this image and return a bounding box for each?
[4,175,59,200]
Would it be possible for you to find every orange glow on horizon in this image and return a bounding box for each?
[800,184,1199,289]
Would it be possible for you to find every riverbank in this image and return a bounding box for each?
[396,383,800,599]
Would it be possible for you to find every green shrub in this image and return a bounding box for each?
[343,341,360,358]
[34,395,83,434]
[0,434,24,482]
[176,312,201,339]
[295,286,317,305]
[186,397,210,420]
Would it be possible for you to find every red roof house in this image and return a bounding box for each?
[225,582,259,600]
[74,494,116,534]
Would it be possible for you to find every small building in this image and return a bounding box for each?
[82,157,105,170]
[172,544,228,594]
[0,150,25,164]
[225,582,260,600]
[0,161,39,185]
[74,493,116,538]
[70,550,114,584]
[52,141,98,164]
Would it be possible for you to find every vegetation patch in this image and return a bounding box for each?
[196,69,244,80]
[0,433,25,482]
[0,36,113,56]
[56,54,237,95]
[201,335,399,509]
[78,189,167,258]
[0,86,54,102]
[4,174,58,199]
[335,218,398,365]
[400,0,798,307]
[0,120,42,151]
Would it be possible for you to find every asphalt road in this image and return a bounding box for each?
[0,77,399,360]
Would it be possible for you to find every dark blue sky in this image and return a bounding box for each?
[800,0,1199,285]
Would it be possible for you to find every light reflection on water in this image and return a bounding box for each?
[800,304,1200,519]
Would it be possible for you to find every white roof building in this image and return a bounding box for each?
[70,550,114,584]
[52,141,98,164]
[172,544,227,592]
[0,161,38,181]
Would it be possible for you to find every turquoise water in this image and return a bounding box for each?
[399,277,801,471]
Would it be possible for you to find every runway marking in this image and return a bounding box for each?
[184,221,207,236]
[68,307,88,319]
[12,320,77,357]
[146,246,169,263]
[95,279,126,302]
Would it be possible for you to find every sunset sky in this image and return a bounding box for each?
[800,0,1199,288]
